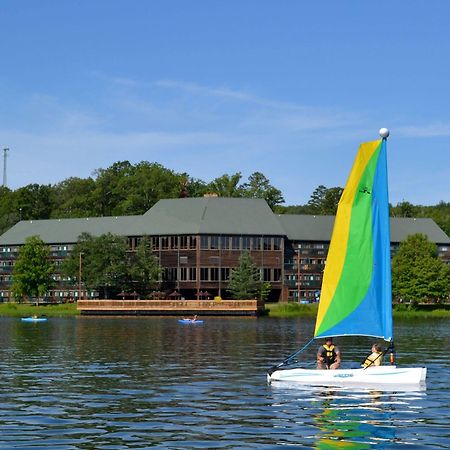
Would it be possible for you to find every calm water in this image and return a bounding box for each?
[0,316,448,449]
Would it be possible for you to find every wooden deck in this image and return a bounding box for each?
[77,299,265,316]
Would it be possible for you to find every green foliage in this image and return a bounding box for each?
[267,302,319,317]
[51,177,97,218]
[62,233,129,298]
[227,251,261,299]
[307,185,343,215]
[128,236,162,295]
[206,172,244,197]
[241,172,285,209]
[392,233,450,303]
[62,233,161,298]
[11,236,54,302]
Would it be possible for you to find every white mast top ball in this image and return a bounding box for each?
[379,128,390,138]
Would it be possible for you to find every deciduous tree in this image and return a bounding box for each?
[392,233,450,304]
[11,236,54,303]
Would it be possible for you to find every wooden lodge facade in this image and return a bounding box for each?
[0,197,449,311]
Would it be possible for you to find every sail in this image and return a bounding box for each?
[314,139,393,341]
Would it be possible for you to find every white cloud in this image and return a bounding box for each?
[397,123,450,138]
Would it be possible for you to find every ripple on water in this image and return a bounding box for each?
[0,316,449,448]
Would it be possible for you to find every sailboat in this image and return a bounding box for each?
[268,129,427,387]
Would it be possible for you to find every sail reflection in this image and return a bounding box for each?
[269,383,426,448]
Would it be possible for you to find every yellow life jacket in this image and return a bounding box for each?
[362,351,382,368]
[321,344,337,366]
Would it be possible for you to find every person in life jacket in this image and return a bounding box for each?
[362,343,383,368]
[317,337,341,369]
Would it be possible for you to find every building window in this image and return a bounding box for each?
[200,236,209,249]
[221,267,230,281]
[179,236,188,249]
[164,267,177,281]
[210,236,219,249]
[273,237,281,250]
[180,267,188,281]
[189,268,197,281]
[242,236,251,250]
[189,236,197,249]
[231,236,240,250]
[253,237,262,251]
[263,237,272,250]
[161,237,169,250]
[274,269,281,281]
[210,267,219,281]
[151,237,159,251]
[220,236,230,250]
[200,267,209,281]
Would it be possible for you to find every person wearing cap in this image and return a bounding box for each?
[317,337,341,369]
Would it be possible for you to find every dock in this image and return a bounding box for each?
[77,299,265,316]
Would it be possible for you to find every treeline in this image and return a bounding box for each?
[0,160,449,236]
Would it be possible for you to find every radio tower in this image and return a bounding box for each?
[3,147,9,187]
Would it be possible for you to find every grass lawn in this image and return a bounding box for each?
[265,302,450,318]
[0,302,79,317]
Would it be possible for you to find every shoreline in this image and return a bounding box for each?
[265,302,450,319]
[1,301,449,319]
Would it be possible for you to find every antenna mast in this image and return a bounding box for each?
[3,148,9,187]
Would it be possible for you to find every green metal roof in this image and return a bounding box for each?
[277,214,450,244]
[1,197,448,246]
[142,197,286,235]
[0,215,144,245]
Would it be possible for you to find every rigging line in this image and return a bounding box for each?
[268,338,315,375]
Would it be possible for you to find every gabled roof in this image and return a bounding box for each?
[142,197,286,235]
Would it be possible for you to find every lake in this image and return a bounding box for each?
[0,316,448,449]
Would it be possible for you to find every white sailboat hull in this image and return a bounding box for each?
[268,366,427,387]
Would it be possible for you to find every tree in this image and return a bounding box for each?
[207,173,244,197]
[11,236,54,303]
[14,184,53,220]
[241,172,285,210]
[307,185,343,215]
[127,236,161,295]
[227,251,262,299]
[392,233,450,304]
[62,233,129,299]
[51,177,97,218]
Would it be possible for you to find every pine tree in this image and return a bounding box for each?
[227,252,262,299]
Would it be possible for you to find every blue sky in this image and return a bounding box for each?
[1,1,449,206]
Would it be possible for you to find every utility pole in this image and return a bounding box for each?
[3,148,9,187]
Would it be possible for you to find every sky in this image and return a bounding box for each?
[1,1,449,206]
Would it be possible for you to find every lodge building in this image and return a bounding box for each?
[0,197,449,303]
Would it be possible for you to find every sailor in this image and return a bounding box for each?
[362,343,383,368]
[317,337,341,370]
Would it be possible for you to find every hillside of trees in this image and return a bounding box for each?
[0,160,449,237]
